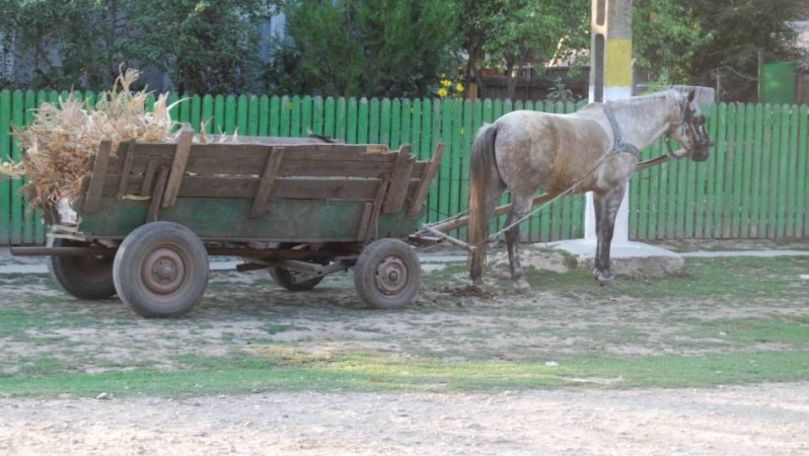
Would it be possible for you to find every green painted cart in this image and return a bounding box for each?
[13,132,444,318]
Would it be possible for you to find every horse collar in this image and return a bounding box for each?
[603,103,640,158]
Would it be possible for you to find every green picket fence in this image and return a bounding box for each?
[1,89,808,245]
[629,103,809,240]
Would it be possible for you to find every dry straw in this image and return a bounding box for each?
[0,69,175,209]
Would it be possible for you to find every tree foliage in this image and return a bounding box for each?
[0,0,275,93]
[457,0,589,100]
[685,0,802,100]
[633,0,708,84]
[0,0,121,89]
[127,0,275,94]
[273,0,460,98]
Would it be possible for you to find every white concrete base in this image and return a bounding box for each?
[541,239,684,278]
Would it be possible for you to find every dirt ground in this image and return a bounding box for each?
[1,245,809,454]
[2,384,809,456]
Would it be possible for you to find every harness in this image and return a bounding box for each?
[603,102,641,158]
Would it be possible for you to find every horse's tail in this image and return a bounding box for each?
[468,123,499,283]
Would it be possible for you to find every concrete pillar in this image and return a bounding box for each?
[584,0,633,242]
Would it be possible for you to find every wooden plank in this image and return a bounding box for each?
[421,99,435,222]
[324,97,336,138]
[249,95,261,136]
[751,104,765,237]
[140,157,159,196]
[408,144,444,217]
[438,99,452,225]
[730,103,744,238]
[191,95,202,132]
[335,97,347,141]
[201,95,214,134]
[291,96,302,137]
[259,95,270,136]
[225,95,237,134]
[116,141,136,196]
[767,105,781,238]
[270,96,281,136]
[721,103,736,238]
[22,90,35,244]
[449,99,463,240]
[739,103,755,238]
[83,140,113,213]
[147,166,170,223]
[361,97,372,143]
[382,145,414,214]
[107,175,418,201]
[0,90,11,245]
[162,129,194,208]
[391,99,402,149]
[77,198,423,242]
[782,104,797,237]
[214,95,225,133]
[347,97,358,143]
[356,203,374,241]
[250,147,285,218]
[797,106,809,236]
[312,96,324,136]
[459,99,474,241]
[365,176,390,241]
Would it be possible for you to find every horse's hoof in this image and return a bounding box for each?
[513,277,531,294]
[597,272,614,286]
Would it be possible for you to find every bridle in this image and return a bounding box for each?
[666,102,712,159]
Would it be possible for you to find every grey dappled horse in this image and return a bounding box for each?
[468,90,712,292]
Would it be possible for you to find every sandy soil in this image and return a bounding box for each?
[2,383,808,456]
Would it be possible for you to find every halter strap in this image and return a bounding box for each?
[603,102,640,158]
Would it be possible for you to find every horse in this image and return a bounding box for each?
[468,89,712,292]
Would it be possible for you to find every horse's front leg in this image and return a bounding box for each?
[506,195,532,293]
[593,186,626,286]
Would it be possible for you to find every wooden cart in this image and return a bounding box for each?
[13,131,444,318]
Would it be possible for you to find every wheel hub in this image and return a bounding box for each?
[375,255,408,295]
[142,248,186,295]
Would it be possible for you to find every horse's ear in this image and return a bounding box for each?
[687,89,696,103]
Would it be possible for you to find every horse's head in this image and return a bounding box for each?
[666,90,712,162]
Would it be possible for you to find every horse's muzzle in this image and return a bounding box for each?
[690,140,713,162]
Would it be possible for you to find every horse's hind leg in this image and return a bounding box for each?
[506,194,533,293]
[593,185,626,286]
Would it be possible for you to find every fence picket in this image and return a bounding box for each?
[2,92,809,245]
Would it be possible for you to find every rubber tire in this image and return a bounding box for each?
[269,267,324,291]
[354,238,421,309]
[112,222,209,318]
[49,238,116,300]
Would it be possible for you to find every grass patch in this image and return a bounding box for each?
[2,350,808,398]
[523,256,809,301]
[690,318,809,345]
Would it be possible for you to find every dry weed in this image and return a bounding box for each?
[0,69,175,209]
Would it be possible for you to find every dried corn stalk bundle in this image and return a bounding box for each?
[0,69,175,209]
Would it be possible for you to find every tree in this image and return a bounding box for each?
[0,0,125,89]
[274,0,461,98]
[457,0,589,100]
[0,0,277,93]
[633,0,708,86]
[127,0,276,94]
[684,0,802,100]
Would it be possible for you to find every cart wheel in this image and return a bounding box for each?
[269,267,324,291]
[49,238,116,300]
[113,222,209,318]
[354,238,421,309]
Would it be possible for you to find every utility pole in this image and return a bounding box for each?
[584,0,633,242]
[552,0,683,276]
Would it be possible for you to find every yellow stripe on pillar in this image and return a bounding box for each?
[605,38,633,87]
